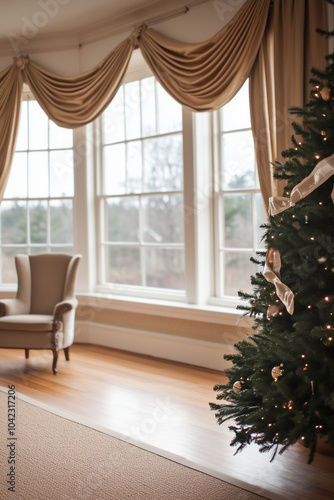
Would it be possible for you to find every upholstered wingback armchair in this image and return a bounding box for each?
[0,253,81,374]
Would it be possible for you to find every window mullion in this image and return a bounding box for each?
[183,107,197,304]
[139,195,146,287]
[251,191,257,251]
[47,199,51,251]
[212,110,222,299]
[27,199,30,254]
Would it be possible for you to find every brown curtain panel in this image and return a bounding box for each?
[0,63,23,200]
[137,0,270,111]
[21,36,134,129]
[250,0,328,206]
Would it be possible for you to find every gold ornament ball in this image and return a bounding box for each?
[233,381,242,393]
[320,86,331,101]
[271,365,284,381]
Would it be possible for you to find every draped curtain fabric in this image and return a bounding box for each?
[249,0,328,207]
[23,37,134,128]
[0,0,328,205]
[0,64,23,200]
[137,0,270,111]
[0,37,134,201]
[0,0,270,202]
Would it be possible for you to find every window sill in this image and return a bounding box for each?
[77,292,253,327]
[0,287,17,298]
[0,287,253,328]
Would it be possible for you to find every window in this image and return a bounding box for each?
[214,80,266,299]
[99,76,185,292]
[0,96,74,283]
[0,69,263,309]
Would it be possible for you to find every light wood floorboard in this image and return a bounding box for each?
[0,344,333,499]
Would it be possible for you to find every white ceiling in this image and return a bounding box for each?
[2,0,161,35]
[1,0,207,55]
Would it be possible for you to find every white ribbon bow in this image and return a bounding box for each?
[263,248,294,317]
[269,153,334,216]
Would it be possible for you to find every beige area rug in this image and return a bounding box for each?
[0,387,267,500]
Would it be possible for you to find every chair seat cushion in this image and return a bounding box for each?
[0,314,55,332]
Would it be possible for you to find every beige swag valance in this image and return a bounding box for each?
[0,0,327,203]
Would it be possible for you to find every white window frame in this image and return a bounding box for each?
[0,89,75,286]
[1,56,257,321]
[95,72,193,303]
[210,83,264,308]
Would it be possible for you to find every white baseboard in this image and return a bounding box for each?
[74,321,233,372]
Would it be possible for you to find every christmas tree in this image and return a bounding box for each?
[210,29,334,464]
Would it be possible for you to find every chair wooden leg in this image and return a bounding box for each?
[25,349,29,359]
[64,347,70,361]
[52,349,58,375]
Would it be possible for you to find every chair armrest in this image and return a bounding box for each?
[0,298,30,317]
[52,298,78,349]
[53,298,78,326]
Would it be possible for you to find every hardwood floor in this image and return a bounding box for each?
[0,344,333,499]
